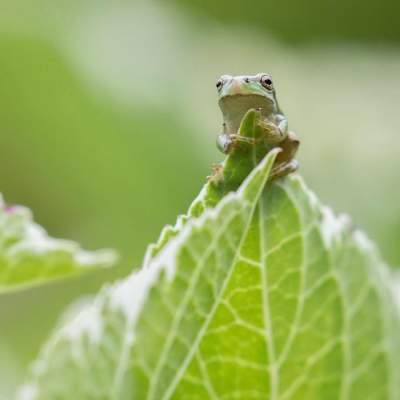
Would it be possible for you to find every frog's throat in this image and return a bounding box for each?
[219,94,275,134]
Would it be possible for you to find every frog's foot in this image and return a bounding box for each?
[254,108,287,145]
[207,163,224,184]
[269,159,299,181]
[229,134,257,146]
[209,163,223,177]
[217,133,257,154]
[257,119,285,145]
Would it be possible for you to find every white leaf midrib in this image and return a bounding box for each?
[158,202,260,400]
[157,155,277,399]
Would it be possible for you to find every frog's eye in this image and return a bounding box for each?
[216,78,224,91]
[260,75,273,90]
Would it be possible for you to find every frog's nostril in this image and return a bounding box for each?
[244,77,250,83]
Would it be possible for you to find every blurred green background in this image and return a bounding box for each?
[1,0,399,396]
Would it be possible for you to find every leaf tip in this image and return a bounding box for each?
[239,148,280,201]
[75,248,119,269]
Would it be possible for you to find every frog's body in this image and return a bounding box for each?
[216,73,299,180]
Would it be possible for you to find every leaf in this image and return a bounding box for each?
[18,111,400,400]
[0,195,117,292]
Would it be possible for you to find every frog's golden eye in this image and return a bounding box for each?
[260,75,273,90]
[216,78,224,91]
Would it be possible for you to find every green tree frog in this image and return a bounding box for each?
[216,73,299,179]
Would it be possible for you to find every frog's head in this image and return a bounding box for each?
[216,73,279,132]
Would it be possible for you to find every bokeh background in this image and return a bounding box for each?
[1,0,399,396]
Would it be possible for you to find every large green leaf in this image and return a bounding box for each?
[18,111,400,399]
[0,195,116,292]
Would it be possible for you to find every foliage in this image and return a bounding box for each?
[17,111,400,399]
[0,195,116,293]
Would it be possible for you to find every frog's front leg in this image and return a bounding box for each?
[257,112,288,145]
[216,123,257,154]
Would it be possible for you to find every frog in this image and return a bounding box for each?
[216,73,299,180]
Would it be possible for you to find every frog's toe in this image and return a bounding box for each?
[269,159,299,181]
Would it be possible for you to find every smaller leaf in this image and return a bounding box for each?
[0,194,117,292]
